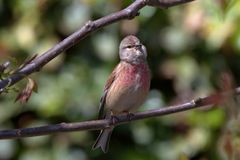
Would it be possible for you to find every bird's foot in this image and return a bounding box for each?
[110,111,119,125]
[124,111,135,121]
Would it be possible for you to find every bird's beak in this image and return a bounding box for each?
[134,44,142,49]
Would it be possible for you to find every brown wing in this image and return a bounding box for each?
[98,65,119,119]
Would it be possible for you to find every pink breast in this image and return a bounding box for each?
[105,62,150,113]
[121,63,150,90]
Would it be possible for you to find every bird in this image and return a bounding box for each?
[92,35,151,153]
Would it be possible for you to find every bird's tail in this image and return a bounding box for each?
[92,128,113,153]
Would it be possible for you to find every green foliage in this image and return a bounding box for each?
[0,0,240,159]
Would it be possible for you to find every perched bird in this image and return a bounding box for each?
[92,35,151,153]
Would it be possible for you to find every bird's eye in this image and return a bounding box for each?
[125,46,131,49]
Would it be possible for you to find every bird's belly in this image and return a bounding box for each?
[106,80,149,114]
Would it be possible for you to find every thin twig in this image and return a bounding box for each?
[0,86,239,139]
[0,0,195,91]
[146,0,195,8]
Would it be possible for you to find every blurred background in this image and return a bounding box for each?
[0,0,239,159]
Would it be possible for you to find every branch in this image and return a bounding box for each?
[146,0,195,8]
[0,0,196,91]
[0,87,239,139]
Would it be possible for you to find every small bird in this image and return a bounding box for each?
[92,35,151,153]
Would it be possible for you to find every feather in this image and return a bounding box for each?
[98,64,119,119]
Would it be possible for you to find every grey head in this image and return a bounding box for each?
[119,35,147,64]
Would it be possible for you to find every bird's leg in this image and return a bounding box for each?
[110,111,119,125]
[123,111,135,121]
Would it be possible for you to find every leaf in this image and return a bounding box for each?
[222,132,233,160]
[15,78,38,103]
[0,61,10,74]
[219,71,235,91]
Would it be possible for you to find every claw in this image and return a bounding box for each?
[110,115,119,125]
[128,112,135,121]
[124,111,134,121]
[110,111,119,125]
